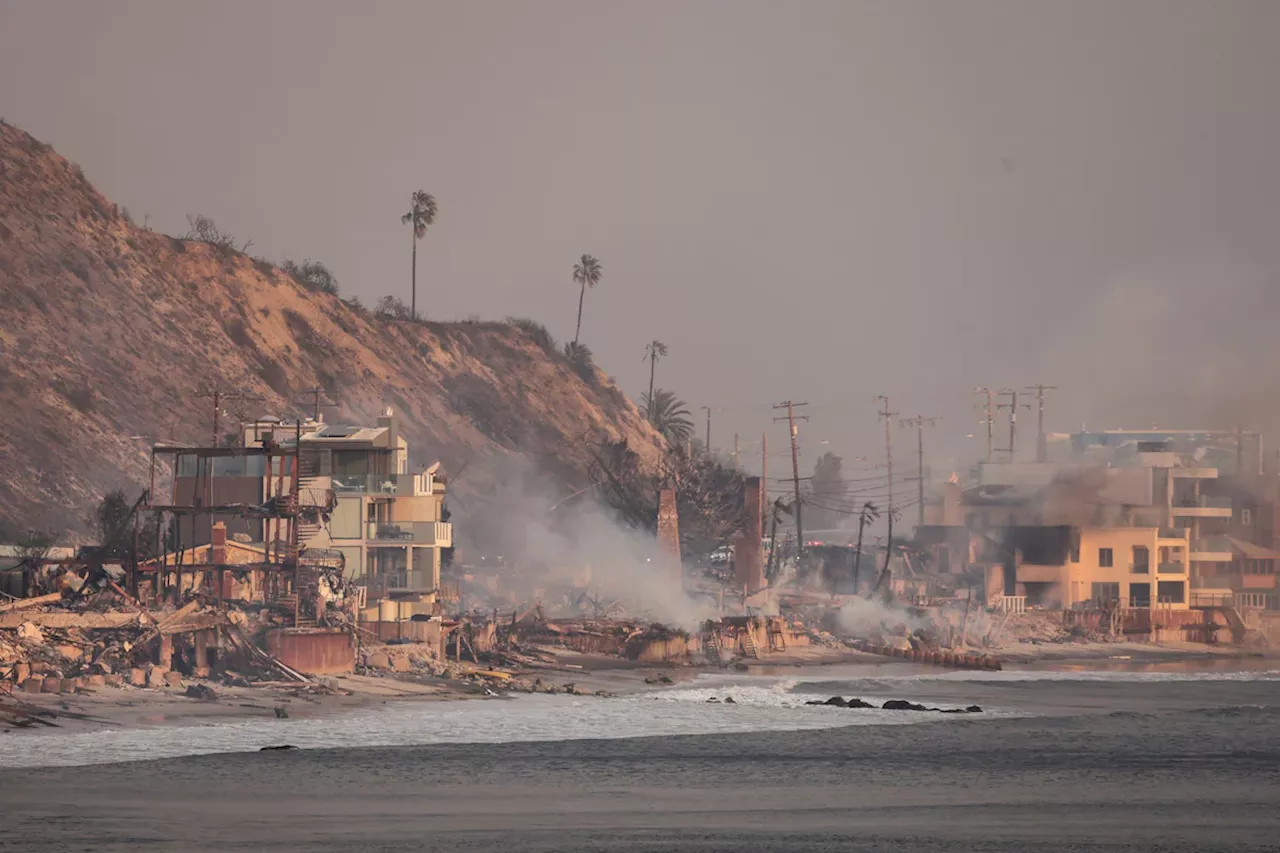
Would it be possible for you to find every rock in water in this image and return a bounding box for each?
[882,699,929,712]
[966,705,983,713]
[846,698,874,709]
[260,745,297,751]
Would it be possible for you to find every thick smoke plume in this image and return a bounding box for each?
[836,596,927,638]
[450,457,716,629]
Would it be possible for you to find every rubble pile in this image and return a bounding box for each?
[0,586,315,699]
[1000,610,1072,645]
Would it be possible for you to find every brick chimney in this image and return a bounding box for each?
[736,477,765,594]
[377,408,401,472]
[211,521,227,565]
[657,488,682,585]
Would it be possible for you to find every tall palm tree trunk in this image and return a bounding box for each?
[853,511,867,594]
[411,235,417,320]
[573,282,586,345]
[879,509,894,601]
[647,353,657,417]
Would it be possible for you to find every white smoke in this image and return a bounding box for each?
[450,457,718,629]
[836,596,927,638]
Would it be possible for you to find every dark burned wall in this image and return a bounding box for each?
[171,476,264,548]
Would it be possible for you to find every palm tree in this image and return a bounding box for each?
[572,254,602,345]
[852,501,881,594]
[641,388,693,445]
[401,190,438,320]
[642,340,668,418]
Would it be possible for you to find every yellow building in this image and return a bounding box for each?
[993,525,1190,611]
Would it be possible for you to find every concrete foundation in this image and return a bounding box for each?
[264,628,355,675]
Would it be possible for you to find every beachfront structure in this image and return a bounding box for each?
[989,525,1191,611]
[241,411,452,604]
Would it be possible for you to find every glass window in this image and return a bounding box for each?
[1099,548,1114,568]
[332,451,369,476]
[1091,582,1120,602]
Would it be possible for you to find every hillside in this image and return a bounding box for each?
[0,120,664,540]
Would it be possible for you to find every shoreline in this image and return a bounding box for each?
[4,640,1275,742]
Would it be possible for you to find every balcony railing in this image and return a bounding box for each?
[1191,591,1235,608]
[366,521,453,547]
[994,595,1026,614]
[1158,561,1186,574]
[1173,496,1232,509]
[1191,536,1233,557]
[333,474,401,494]
[332,473,435,496]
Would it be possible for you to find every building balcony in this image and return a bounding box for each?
[1170,467,1219,479]
[1190,590,1234,608]
[331,473,436,497]
[1170,496,1232,518]
[333,474,401,495]
[1158,561,1187,574]
[366,521,452,547]
[1242,574,1278,590]
[1190,536,1233,562]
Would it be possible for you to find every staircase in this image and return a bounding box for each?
[297,517,324,548]
[294,452,334,559]
[740,630,761,660]
[703,631,723,666]
[1220,606,1247,644]
[292,562,323,628]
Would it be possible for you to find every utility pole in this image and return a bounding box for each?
[701,406,712,453]
[877,396,898,581]
[773,402,809,558]
[732,433,740,470]
[901,415,939,528]
[877,396,897,513]
[1025,384,1057,463]
[973,387,995,462]
[196,387,264,447]
[296,386,337,422]
[209,389,221,448]
[996,390,1030,462]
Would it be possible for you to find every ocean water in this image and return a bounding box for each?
[0,667,1025,768]
[2,664,1278,851]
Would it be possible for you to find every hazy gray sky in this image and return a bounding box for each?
[4,0,1280,486]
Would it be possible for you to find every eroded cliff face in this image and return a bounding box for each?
[0,120,663,537]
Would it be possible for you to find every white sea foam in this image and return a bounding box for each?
[810,666,1280,686]
[0,674,1003,769]
[5,666,1272,769]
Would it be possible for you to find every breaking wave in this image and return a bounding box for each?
[0,674,1009,769]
